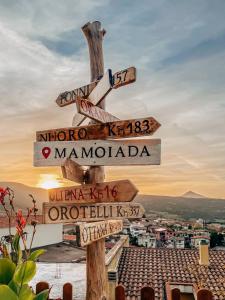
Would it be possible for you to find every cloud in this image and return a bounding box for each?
[0,0,225,197]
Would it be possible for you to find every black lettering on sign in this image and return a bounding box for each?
[69,206,79,220]
[68,129,76,141]
[81,147,93,158]
[115,146,125,157]
[140,146,150,157]
[128,146,138,157]
[48,206,59,221]
[69,148,78,158]
[61,206,69,220]
[95,147,105,158]
[55,148,66,158]
[78,128,87,139]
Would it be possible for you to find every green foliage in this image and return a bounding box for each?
[0,285,18,300]
[0,188,49,300]
[0,258,16,284]
[13,261,36,285]
[28,249,46,262]
[33,290,49,300]
[18,284,34,300]
[210,231,224,248]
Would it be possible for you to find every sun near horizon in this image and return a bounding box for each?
[37,174,62,190]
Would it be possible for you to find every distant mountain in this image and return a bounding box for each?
[182,191,206,199]
[0,182,48,213]
[135,194,225,222]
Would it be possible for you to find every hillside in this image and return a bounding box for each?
[1,182,225,222]
[0,182,48,213]
[135,194,225,222]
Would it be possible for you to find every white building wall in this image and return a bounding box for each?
[0,223,63,249]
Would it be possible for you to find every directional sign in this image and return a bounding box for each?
[43,202,145,224]
[56,67,136,107]
[48,180,138,203]
[112,66,136,89]
[33,139,161,167]
[36,117,160,142]
[56,81,97,107]
[76,97,119,124]
[76,220,123,247]
[61,158,85,183]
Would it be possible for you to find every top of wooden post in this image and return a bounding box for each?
[82,21,106,184]
[82,21,106,82]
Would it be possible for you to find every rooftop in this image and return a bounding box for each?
[118,247,225,300]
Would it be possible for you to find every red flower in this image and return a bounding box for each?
[0,187,9,205]
[16,209,27,236]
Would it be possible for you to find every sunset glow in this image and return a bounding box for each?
[37,174,61,190]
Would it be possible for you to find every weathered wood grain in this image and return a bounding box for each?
[55,66,136,108]
[36,117,161,142]
[76,220,123,247]
[56,81,97,107]
[48,179,138,203]
[43,202,145,223]
[76,97,119,123]
[33,139,161,167]
[112,66,136,89]
[61,158,85,183]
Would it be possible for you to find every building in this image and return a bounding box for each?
[167,237,185,249]
[191,236,210,248]
[0,215,63,249]
[137,233,157,248]
[116,241,225,299]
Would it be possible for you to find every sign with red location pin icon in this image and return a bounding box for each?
[42,147,51,159]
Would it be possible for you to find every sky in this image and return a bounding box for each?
[0,0,225,198]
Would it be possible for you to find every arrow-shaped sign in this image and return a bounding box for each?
[36,117,161,142]
[72,69,112,126]
[48,179,138,203]
[56,67,136,107]
[76,220,123,247]
[76,97,119,123]
[43,202,145,224]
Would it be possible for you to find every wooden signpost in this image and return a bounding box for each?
[76,97,119,123]
[33,21,161,300]
[55,67,136,107]
[76,220,123,247]
[34,139,161,167]
[61,158,85,183]
[72,69,113,126]
[43,202,145,224]
[36,116,161,142]
[48,180,138,203]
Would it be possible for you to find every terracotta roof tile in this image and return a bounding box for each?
[118,247,225,300]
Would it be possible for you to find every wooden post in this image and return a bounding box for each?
[36,281,49,299]
[82,21,108,300]
[63,283,73,300]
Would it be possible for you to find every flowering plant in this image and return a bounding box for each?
[0,187,49,300]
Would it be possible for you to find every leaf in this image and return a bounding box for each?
[12,233,20,252]
[28,249,46,262]
[8,279,20,295]
[0,258,16,284]
[18,284,34,300]
[0,285,18,300]
[13,261,36,285]
[34,290,49,300]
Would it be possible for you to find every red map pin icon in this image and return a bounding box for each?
[42,147,51,159]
